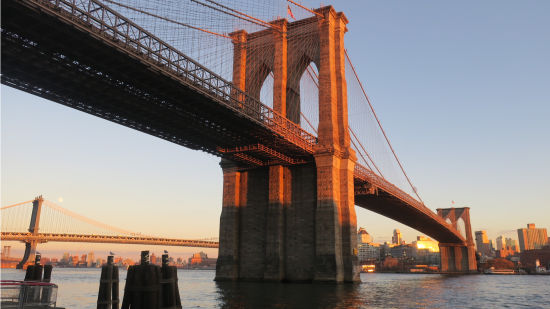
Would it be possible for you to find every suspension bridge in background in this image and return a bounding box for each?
[1,0,477,281]
[1,197,219,269]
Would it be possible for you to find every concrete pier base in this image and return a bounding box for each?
[215,160,359,283]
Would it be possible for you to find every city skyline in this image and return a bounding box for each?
[2,1,549,250]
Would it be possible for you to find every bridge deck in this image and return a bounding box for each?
[1,232,219,248]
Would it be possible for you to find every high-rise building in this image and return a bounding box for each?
[392,229,402,245]
[517,223,548,251]
[357,227,372,244]
[87,252,95,267]
[496,236,506,251]
[505,238,519,251]
[475,230,492,257]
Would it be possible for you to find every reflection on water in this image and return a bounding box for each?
[2,268,549,308]
[216,281,362,308]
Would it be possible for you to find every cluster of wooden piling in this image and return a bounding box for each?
[24,254,52,282]
[97,251,181,309]
[97,256,119,309]
[23,254,54,303]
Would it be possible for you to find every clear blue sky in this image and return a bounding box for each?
[2,1,549,256]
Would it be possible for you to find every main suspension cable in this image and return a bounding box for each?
[286,0,323,18]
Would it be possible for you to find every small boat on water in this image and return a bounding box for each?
[0,280,64,308]
[484,267,516,275]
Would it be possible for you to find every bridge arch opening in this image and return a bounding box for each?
[456,217,467,239]
[288,59,319,136]
[259,71,274,109]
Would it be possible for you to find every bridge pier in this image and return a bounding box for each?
[439,244,477,273]
[216,158,358,283]
[437,207,477,273]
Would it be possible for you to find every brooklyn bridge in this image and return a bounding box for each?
[1,0,477,282]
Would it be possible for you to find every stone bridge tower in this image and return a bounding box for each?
[437,207,477,272]
[216,6,359,283]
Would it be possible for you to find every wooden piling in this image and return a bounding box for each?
[43,265,53,282]
[40,264,54,303]
[121,251,163,309]
[97,255,119,309]
[23,255,43,302]
[24,255,43,281]
[160,254,182,309]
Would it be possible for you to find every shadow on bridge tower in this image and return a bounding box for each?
[216,6,359,283]
[436,207,477,273]
[16,196,43,269]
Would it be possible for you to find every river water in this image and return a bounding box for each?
[1,268,549,308]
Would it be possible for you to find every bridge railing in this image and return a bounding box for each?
[38,0,316,152]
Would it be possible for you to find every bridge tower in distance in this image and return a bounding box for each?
[16,195,43,269]
[216,6,358,283]
[436,207,477,272]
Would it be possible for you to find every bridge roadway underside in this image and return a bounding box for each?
[0,0,310,162]
[354,192,464,244]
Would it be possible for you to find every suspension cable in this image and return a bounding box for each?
[103,0,231,39]
[305,66,319,87]
[349,127,385,178]
[300,112,317,134]
[345,49,425,204]
[1,200,33,210]
[286,0,323,18]
[350,137,374,172]
[190,0,276,30]
[203,0,281,31]
[43,200,142,236]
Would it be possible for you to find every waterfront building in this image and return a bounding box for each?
[412,236,440,264]
[358,242,380,261]
[519,245,550,272]
[357,227,372,244]
[188,252,217,267]
[517,224,548,251]
[475,230,493,257]
[392,229,402,245]
[390,244,414,259]
[496,246,517,259]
